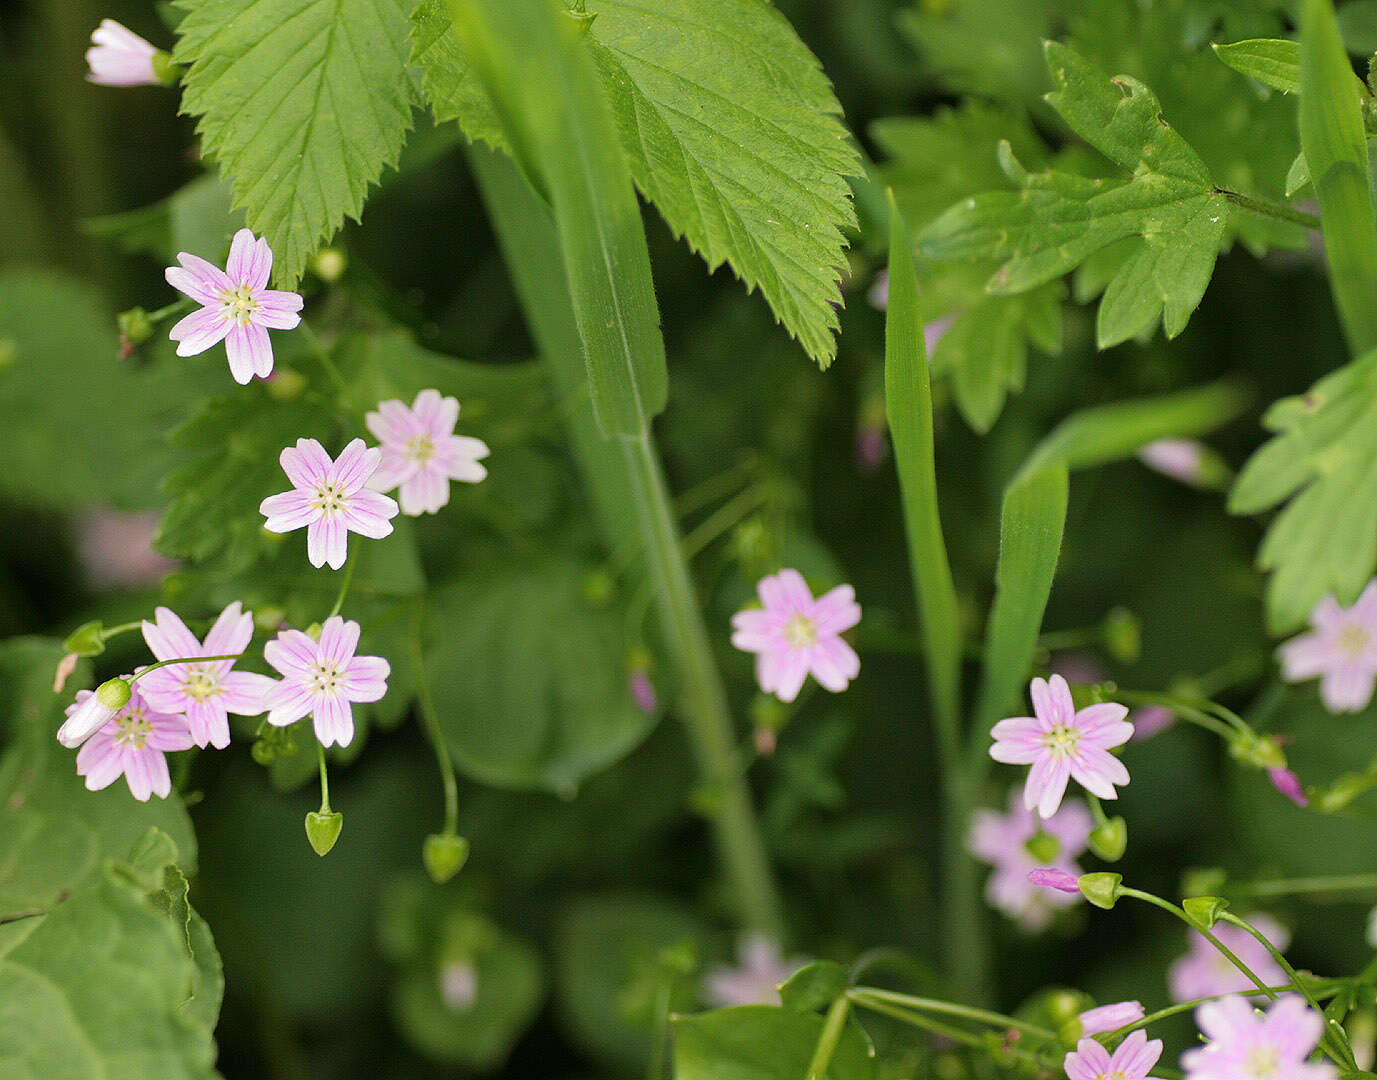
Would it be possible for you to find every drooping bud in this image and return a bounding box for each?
[86,20,163,88]
[52,652,80,694]
[1028,867,1080,894]
[1183,895,1230,931]
[56,676,131,748]
[1229,731,1287,771]
[264,368,308,402]
[96,676,132,710]
[117,308,154,358]
[1268,766,1309,807]
[1101,607,1141,664]
[305,810,343,855]
[62,620,107,657]
[1087,816,1128,862]
[311,248,347,283]
[1077,872,1123,910]
[750,694,787,758]
[423,833,470,884]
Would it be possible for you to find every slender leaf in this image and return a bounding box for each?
[1301,0,1377,353]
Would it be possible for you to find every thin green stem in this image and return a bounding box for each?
[1230,873,1377,898]
[326,550,358,620]
[100,620,144,640]
[128,653,244,684]
[804,995,852,1080]
[673,457,757,518]
[680,482,766,561]
[1118,887,1275,998]
[622,432,782,935]
[316,744,331,814]
[846,994,1066,1073]
[847,988,1056,1039]
[1115,690,1238,740]
[645,979,674,1080]
[1218,189,1323,229]
[146,298,193,324]
[412,609,460,837]
[1121,984,1344,1037]
[298,320,349,396]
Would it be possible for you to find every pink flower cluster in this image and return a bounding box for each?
[58,602,389,801]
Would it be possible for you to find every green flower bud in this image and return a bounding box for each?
[423,833,470,884]
[95,676,132,710]
[1087,816,1128,862]
[1314,772,1370,813]
[1183,896,1230,931]
[310,248,347,283]
[117,307,154,355]
[1078,872,1123,910]
[1181,867,1227,897]
[305,810,343,855]
[250,738,276,766]
[1102,607,1141,664]
[150,50,181,87]
[62,620,107,657]
[265,368,308,402]
[1024,830,1061,864]
[1229,732,1287,771]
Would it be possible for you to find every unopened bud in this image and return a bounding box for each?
[1183,896,1230,931]
[264,368,308,401]
[1102,607,1141,664]
[253,606,288,633]
[117,307,154,352]
[150,50,180,87]
[63,620,107,657]
[95,676,132,710]
[1078,872,1123,910]
[1315,772,1370,813]
[1087,816,1128,862]
[1268,766,1308,807]
[305,810,343,855]
[423,833,470,884]
[1024,831,1061,864]
[52,652,80,694]
[1028,867,1080,894]
[1229,732,1287,771]
[310,248,347,283]
[250,738,276,766]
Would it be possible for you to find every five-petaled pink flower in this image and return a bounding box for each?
[1277,580,1377,714]
[702,934,807,1008]
[730,569,861,703]
[139,602,275,749]
[165,228,303,384]
[1064,1029,1166,1080]
[70,685,194,801]
[86,19,161,87]
[968,788,1092,930]
[364,390,490,516]
[263,616,390,748]
[260,438,399,569]
[1181,994,1337,1080]
[1169,915,1289,1003]
[989,674,1133,818]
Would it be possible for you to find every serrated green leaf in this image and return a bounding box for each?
[1231,353,1377,632]
[173,0,420,285]
[1214,38,1304,94]
[921,44,1228,349]
[673,1005,875,1080]
[412,0,860,367]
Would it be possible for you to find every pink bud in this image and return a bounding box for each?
[1078,1000,1145,1036]
[1028,867,1080,894]
[1130,705,1175,741]
[52,652,79,694]
[85,20,161,87]
[629,670,657,716]
[1268,767,1308,807]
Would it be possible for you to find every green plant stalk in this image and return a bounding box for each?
[804,994,852,1080]
[848,987,1056,1039]
[1231,873,1377,898]
[315,744,331,814]
[412,605,460,838]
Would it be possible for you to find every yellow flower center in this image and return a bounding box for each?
[220,284,258,327]
[182,667,222,702]
[313,480,347,515]
[308,661,344,696]
[784,614,817,649]
[1095,1072,1127,1080]
[1337,622,1370,659]
[1042,723,1081,759]
[114,707,154,749]
[407,434,436,464]
[1245,1045,1280,1078]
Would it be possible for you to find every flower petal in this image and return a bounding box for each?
[260,489,318,532]
[308,515,348,570]
[226,229,272,290]
[314,694,355,748]
[281,438,333,490]
[331,438,381,493]
[169,307,231,357]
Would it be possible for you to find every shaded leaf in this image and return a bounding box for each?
[673,1005,875,1080]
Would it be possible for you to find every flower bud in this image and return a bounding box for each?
[1087,816,1128,862]
[56,676,131,748]
[305,810,343,855]
[1183,895,1229,931]
[96,676,132,710]
[264,368,308,402]
[1076,1000,1145,1038]
[117,308,154,359]
[1315,772,1370,813]
[1268,766,1308,807]
[1229,732,1287,770]
[1024,830,1061,863]
[150,50,180,87]
[250,738,276,766]
[311,248,347,282]
[1028,867,1080,894]
[423,833,470,884]
[1077,872,1123,910]
[62,620,107,657]
[52,652,79,694]
[1102,607,1141,664]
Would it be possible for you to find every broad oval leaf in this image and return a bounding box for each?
[673,1005,875,1080]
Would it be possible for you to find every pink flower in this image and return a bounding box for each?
[1079,1000,1146,1037]
[86,19,160,87]
[71,685,194,801]
[968,789,1092,930]
[730,569,861,703]
[77,508,178,589]
[702,934,807,1008]
[165,229,303,384]
[629,669,658,715]
[1277,581,1377,713]
[989,675,1133,817]
[1268,767,1308,807]
[1028,867,1080,894]
[260,438,399,569]
[364,390,489,516]
[262,616,390,748]
[439,962,478,1012]
[1181,994,1337,1080]
[1169,915,1290,1003]
[1137,438,1206,486]
[138,603,275,749]
[57,678,130,749]
[1065,1029,1166,1080]
[1131,705,1175,741]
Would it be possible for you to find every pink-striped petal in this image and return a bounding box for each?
[169,307,231,357]
[307,515,348,570]
[142,607,202,662]
[318,617,359,667]
[331,438,380,492]
[226,229,272,290]
[313,694,355,748]
[343,656,390,701]
[260,489,318,532]
[397,470,448,516]
[280,438,333,490]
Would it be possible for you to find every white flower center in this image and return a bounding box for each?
[407,434,436,465]
[1042,723,1081,759]
[313,481,348,516]
[182,667,222,701]
[114,707,153,749]
[1337,622,1371,659]
[1245,1045,1280,1078]
[308,661,345,697]
[220,284,258,327]
[784,614,817,649]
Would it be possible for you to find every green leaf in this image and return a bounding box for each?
[0,839,221,1079]
[1301,0,1377,354]
[883,194,961,736]
[424,556,657,792]
[897,0,1059,106]
[173,0,420,285]
[921,43,1228,349]
[1214,38,1303,94]
[778,960,849,1014]
[413,0,860,368]
[84,174,244,266]
[673,1005,875,1080]
[447,0,666,435]
[1231,352,1377,632]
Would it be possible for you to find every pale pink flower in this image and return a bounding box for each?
[730,569,861,703]
[77,508,178,588]
[1065,1029,1166,1080]
[1169,915,1290,1003]
[138,603,275,749]
[990,674,1133,817]
[1277,581,1377,713]
[1138,438,1206,486]
[71,686,194,801]
[439,962,478,1012]
[165,228,303,384]
[260,438,399,569]
[57,678,129,748]
[1028,867,1081,894]
[702,934,807,1008]
[1131,705,1175,741]
[262,616,390,748]
[1268,767,1308,807]
[1181,994,1337,1080]
[1079,1000,1146,1037]
[364,390,489,516]
[86,19,160,87]
[968,788,1092,930]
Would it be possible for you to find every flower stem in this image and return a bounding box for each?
[412,609,460,837]
[298,320,349,396]
[1218,189,1322,229]
[316,744,331,814]
[1230,873,1377,898]
[847,987,1056,1039]
[1119,983,1345,1036]
[128,653,244,684]
[804,994,853,1080]
[327,550,358,620]
[622,432,783,935]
